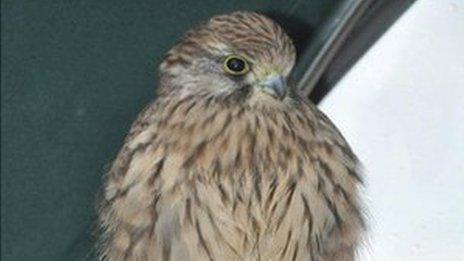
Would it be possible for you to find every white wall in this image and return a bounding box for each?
[319,1,464,260]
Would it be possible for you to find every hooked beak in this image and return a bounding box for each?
[259,74,288,100]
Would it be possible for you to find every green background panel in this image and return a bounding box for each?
[1,1,338,260]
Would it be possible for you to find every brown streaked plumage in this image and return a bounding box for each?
[98,11,364,261]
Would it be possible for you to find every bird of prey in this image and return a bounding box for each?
[98,11,364,261]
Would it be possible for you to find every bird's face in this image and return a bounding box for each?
[159,12,296,103]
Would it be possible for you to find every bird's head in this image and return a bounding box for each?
[159,11,296,103]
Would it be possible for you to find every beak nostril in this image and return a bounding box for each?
[260,75,287,100]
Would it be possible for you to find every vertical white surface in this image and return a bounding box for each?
[319,1,464,260]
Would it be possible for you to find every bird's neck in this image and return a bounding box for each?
[150,91,315,179]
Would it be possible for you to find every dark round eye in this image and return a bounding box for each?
[224,55,250,75]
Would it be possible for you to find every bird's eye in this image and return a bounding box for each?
[223,55,250,75]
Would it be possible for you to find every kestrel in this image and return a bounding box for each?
[98,11,364,261]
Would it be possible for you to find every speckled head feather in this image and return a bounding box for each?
[158,12,296,98]
[98,11,364,261]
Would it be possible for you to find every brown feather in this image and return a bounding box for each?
[98,11,364,261]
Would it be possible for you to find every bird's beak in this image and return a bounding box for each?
[259,74,287,100]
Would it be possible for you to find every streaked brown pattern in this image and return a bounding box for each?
[98,11,364,261]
